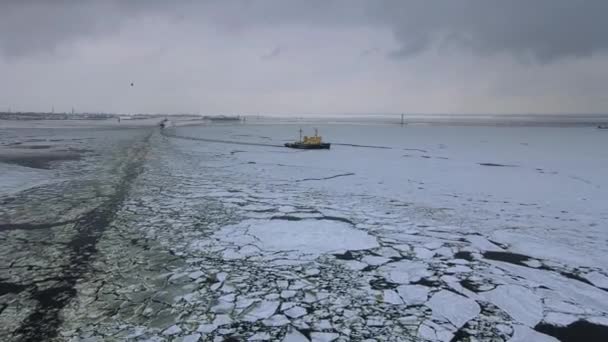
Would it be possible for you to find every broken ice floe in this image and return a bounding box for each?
[4,125,608,342]
[214,219,379,260]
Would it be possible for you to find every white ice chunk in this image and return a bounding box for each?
[219,293,236,302]
[188,270,204,279]
[508,325,559,342]
[222,249,243,260]
[305,268,320,276]
[216,272,228,282]
[265,293,280,300]
[281,290,297,299]
[236,297,257,310]
[584,271,608,289]
[180,334,201,342]
[481,285,543,327]
[216,219,378,258]
[396,285,429,305]
[303,292,316,303]
[340,260,368,271]
[168,272,188,282]
[314,320,333,330]
[213,314,233,326]
[544,298,585,315]
[443,277,479,300]
[445,265,472,274]
[361,255,391,266]
[383,290,404,305]
[378,260,431,284]
[366,316,385,327]
[284,306,307,318]
[249,332,272,340]
[289,280,313,290]
[523,259,542,268]
[303,291,330,304]
[413,247,435,259]
[487,262,608,313]
[392,244,412,253]
[424,241,444,250]
[282,327,310,342]
[211,300,234,314]
[281,302,297,311]
[588,316,608,326]
[466,235,502,252]
[310,332,339,342]
[427,290,480,329]
[241,301,280,322]
[375,247,402,258]
[196,324,216,333]
[543,312,579,326]
[435,247,454,258]
[418,319,454,342]
[162,325,182,336]
[417,321,437,341]
[263,314,291,327]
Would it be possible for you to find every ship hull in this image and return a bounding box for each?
[285,142,331,149]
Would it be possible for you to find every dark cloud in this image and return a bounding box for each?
[0,0,169,58]
[373,0,608,63]
[1,0,608,63]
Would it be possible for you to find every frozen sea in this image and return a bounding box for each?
[1,120,608,341]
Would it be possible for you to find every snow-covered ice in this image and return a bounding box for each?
[426,290,480,328]
[508,325,559,342]
[214,219,379,259]
[396,285,429,305]
[2,122,608,341]
[284,306,307,319]
[240,301,280,322]
[377,260,432,284]
[282,328,309,342]
[481,285,543,327]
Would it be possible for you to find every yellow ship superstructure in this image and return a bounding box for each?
[285,128,331,149]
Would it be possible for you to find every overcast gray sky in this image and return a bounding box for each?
[1,0,608,115]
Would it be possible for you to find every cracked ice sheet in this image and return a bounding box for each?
[376,260,432,284]
[396,285,429,305]
[426,290,480,329]
[490,230,608,269]
[240,301,280,322]
[508,325,559,342]
[6,124,608,341]
[480,285,543,327]
[213,219,379,259]
[487,260,608,313]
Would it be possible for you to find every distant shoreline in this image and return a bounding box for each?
[1,112,608,128]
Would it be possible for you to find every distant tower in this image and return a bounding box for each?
[71,107,75,115]
[401,114,405,126]
[52,106,54,114]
